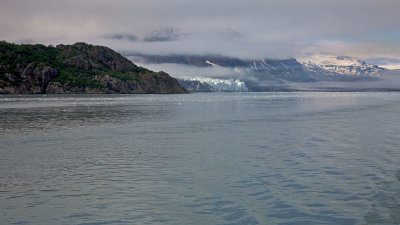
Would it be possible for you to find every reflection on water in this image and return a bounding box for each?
[1,93,400,225]
[1,105,171,134]
[0,95,177,135]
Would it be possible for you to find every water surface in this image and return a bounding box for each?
[1,92,400,225]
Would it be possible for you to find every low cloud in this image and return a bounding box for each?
[143,27,182,42]
[103,34,138,42]
[216,29,244,41]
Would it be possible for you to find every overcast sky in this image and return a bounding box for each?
[1,0,399,61]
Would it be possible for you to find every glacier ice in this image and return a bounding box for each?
[179,77,248,92]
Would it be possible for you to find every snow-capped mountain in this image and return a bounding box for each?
[298,55,385,76]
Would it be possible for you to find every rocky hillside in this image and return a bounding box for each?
[0,41,187,94]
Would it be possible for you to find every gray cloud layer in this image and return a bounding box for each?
[143,27,182,42]
[1,0,399,59]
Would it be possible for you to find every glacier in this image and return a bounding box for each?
[178,77,248,92]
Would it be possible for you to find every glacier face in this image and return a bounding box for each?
[177,77,248,92]
[299,55,385,76]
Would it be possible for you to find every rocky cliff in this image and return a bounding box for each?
[0,41,187,94]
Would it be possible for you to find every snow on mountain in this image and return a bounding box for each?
[298,55,385,76]
[205,60,217,66]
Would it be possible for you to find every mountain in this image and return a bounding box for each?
[298,55,385,76]
[127,53,392,91]
[0,41,187,94]
[129,54,249,68]
[130,54,307,75]
[128,54,315,91]
[129,53,385,77]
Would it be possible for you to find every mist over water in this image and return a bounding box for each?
[1,93,400,225]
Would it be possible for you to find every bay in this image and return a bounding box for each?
[1,92,400,225]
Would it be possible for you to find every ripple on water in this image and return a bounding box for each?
[1,93,400,225]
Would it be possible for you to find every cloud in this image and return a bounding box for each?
[216,29,244,41]
[0,0,399,59]
[300,40,400,59]
[366,57,400,69]
[143,27,182,42]
[103,34,138,42]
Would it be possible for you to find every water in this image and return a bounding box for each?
[1,92,400,225]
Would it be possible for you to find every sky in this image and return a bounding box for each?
[1,0,399,64]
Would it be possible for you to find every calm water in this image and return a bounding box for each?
[1,92,400,225]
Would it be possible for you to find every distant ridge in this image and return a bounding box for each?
[0,41,187,94]
[128,53,385,76]
[128,53,389,91]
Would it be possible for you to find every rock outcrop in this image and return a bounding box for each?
[0,41,187,94]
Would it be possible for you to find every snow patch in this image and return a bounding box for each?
[253,62,258,70]
[261,59,276,69]
[205,60,217,66]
